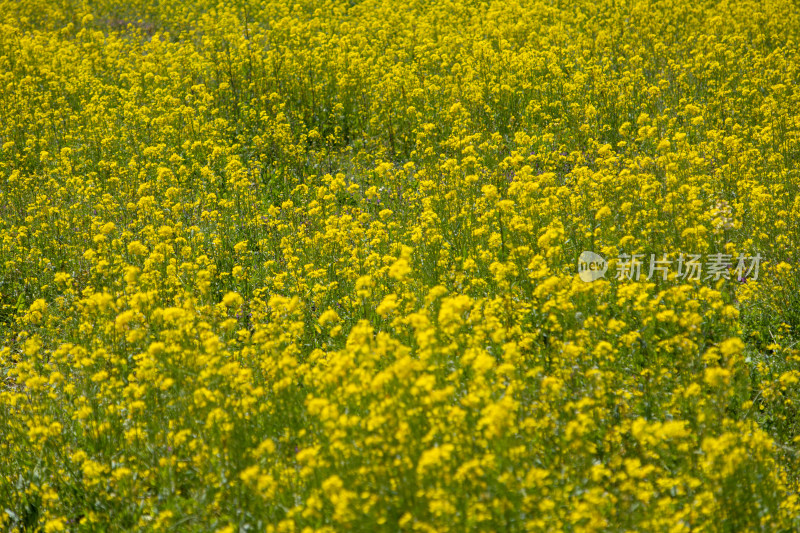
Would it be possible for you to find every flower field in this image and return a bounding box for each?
[2,0,800,530]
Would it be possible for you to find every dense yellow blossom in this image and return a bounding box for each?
[2,0,800,530]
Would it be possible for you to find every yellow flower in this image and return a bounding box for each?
[376,294,399,318]
[318,309,340,326]
[719,337,744,358]
[44,518,66,532]
[389,258,411,281]
[222,292,243,308]
[704,367,731,387]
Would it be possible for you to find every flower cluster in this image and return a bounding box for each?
[2,0,800,531]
